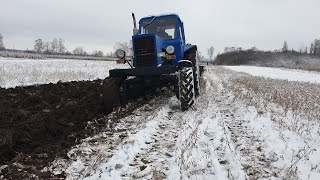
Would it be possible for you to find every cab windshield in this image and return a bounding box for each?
[140,17,177,40]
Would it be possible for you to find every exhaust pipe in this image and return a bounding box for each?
[132,13,138,35]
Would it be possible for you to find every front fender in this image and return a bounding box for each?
[184,45,197,55]
[177,60,193,70]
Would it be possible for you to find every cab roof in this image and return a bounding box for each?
[139,14,182,25]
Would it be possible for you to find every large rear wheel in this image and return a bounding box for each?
[178,67,195,110]
[184,47,200,97]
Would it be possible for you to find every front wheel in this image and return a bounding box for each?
[178,67,195,110]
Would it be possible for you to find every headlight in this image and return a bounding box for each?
[166,45,175,54]
[115,49,126,59]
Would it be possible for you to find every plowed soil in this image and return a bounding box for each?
[0,78,170,179]
[0,80,106,179]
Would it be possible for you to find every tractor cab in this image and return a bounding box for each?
[139,15,183,41]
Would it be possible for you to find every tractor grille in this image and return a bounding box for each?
[134,36,156,67]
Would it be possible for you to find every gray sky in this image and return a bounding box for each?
[1,0,320,57]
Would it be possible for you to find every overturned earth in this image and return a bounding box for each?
[0,80,107,177]
[0,78,166,179]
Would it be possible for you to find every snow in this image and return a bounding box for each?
[224,66,320,84]
[43,66,320,179]
[84,107,172,179]
[0,57,127,88]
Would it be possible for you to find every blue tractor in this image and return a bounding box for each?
[103,13,201,113]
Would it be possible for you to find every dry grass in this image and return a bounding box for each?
[212,67,320,179]
[214,50,320,68]
[286,64,320,72]
[224,75,320,120]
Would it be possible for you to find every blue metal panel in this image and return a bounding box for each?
[184,44,197,55]
[132,34,157,68]
[166,39,183,65]
[154,35,164,66]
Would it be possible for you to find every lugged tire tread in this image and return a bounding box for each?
[179,67,195,110]
[184,47,200,97]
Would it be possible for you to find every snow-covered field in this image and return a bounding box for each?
[1,58,319,179]
[0,57,127,88]
[44,66,320,179]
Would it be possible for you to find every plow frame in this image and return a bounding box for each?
[109,65,177,77]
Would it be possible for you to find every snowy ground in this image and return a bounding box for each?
[45,66,320,180]
[0,57,127,88]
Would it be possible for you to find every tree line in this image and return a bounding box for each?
[34,38,107,57]
[212,38,320,62]
[34,38,66,54]
[280,39,320,55]
[0,33,110,57]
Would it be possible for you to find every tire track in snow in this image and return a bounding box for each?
[88,105,172,179]
[166,68,248,179]
[202,68,249,179]
[208,67,281,179]
[119,99,182,179]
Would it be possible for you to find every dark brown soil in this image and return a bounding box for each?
[0,80,107,179]
[0,78,172,179]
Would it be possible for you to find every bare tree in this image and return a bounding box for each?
[58,38,66,53]
[298,45,305,54]
[250,46,258,51]
[310,42,315,54]
[106,51,114,57]
[113,41,132,56]
[207,46,214,62]
[93,50,104,57]
[51,38,59,53]
[304,46,308,54]
[196,50,205,62]
[73,47,86,55]
[43,41,51,53]
[224,47,241,52]
[282,40,288,52]
[34,39,44,53]
[0,33,5,50]
[314,39,320,55]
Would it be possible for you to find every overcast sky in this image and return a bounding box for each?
[1,0,320,56]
